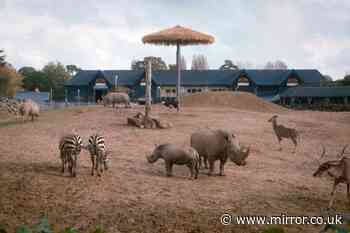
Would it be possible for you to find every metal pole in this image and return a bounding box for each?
[145,60,152,117]
[176,42,181,111]
[65,88,68,106]
[77,88,80,105]
[115,75,118,92]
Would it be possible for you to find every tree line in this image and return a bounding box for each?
[0,49,81,99]
[1,48,349,99]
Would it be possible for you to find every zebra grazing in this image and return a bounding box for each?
[59,134,83,177]
[88,134,109,176]
[268,115,299,153]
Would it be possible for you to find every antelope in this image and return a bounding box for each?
[313,145,350,209]
[268,115,299,153]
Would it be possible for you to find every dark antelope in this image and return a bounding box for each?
[268,115,299,153]
[313,145,350,209]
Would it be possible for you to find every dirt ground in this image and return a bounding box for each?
[0,104,349,233]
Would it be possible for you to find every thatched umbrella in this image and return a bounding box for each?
[142,25,214,110]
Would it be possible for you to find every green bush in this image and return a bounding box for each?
[0,217,107,233]
[262,226,285,233]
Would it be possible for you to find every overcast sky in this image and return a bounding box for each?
[1,0,349,79]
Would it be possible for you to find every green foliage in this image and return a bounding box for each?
[18,67,36,77]
[59,228,78,233]
[22,71,50,91]
[16,226,32,233]
[3,218,108,233]
[262,226,285,233]
[91,225,105,233]
[42,62,70,100]
[66,65,81,77]
[0,50,6,66]
[35,217,53,233]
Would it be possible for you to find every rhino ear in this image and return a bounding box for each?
[232,133,236,138]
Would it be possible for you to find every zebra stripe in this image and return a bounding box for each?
[59,134,83,152]
[88,134,105,151]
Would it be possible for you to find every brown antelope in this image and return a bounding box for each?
[268,115,299,153]
[313,145,350,209]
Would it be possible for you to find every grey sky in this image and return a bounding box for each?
[1,0,349,79]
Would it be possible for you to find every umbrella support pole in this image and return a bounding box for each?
[176,42,181,111]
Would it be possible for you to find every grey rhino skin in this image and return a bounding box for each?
[190,129,250,176]
[147,144,200,179]
[102,92,130,108]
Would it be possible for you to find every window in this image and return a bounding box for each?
[287,77,299,86]
[238,76,250,86]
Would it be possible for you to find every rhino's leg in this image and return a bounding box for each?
[219,160,225,176]
[208,159,215,176]
[194,162,199,179]
[203,156,208,169]
[347,184,350,208]
[198,156,203,169]
[165,161,173,177]
[187,163,194,179]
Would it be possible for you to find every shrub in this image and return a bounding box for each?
[0,66,23,97]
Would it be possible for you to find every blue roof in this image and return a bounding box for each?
[65,69,322,87]
[243,69,291,86]
[152,70,240,86]
[65,70,144,86]
[242,69,322,86]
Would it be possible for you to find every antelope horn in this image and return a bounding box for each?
[317,146,326,165]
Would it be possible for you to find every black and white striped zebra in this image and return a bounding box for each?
[88,134,109,176]
[59,134,83,177]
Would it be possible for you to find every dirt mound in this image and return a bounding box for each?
[182,91,285,113]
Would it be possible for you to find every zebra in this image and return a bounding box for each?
[88,134,109,176]
[59,134,83,177]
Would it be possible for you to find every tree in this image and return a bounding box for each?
[274,60,288,69]
[219,60,238,70]
[66,64,82,77]
[18,66,36,77]
[0,66,23,97]
[264,60,288,69]
[42,62,70,100]
[191,54,208,70]
[22,71,50,92]
[131,57,167,71]
[0,50,6,66]
[168,56,187,71]
[264,61,275,69]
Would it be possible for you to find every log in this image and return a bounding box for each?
[127,112,172,129]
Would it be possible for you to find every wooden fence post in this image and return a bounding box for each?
[145,60,152,118]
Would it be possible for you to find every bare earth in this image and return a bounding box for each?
[0,104,349,233]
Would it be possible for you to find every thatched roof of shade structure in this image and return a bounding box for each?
[142,25,215,46]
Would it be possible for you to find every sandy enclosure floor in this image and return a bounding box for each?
[0,105,349,233]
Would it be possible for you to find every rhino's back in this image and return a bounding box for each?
[111,93,129,102]
[190,129,225,157]
[159,144,195,164]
